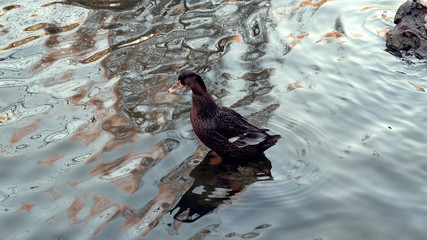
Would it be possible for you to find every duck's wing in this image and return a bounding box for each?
[214,107,269,148]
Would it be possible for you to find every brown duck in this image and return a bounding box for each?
[169,70,281,159]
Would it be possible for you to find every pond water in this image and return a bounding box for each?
[1,0,426,239]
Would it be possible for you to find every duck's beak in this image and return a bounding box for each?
[168,81,184,93]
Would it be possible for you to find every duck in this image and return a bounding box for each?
[168,70,281,159]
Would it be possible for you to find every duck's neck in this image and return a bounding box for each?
[192,93,218,118]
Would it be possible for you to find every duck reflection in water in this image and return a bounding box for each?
[170,150,273,222]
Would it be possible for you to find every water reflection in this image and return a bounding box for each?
[89,138,180,194]
[65,0,141,10]
[0,0,281,237]
[171,150,273,222]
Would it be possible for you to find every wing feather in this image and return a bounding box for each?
[212,107,269,148]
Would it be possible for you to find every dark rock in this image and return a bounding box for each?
[385,0,427,59]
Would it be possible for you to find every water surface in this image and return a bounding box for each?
[1,0,426,239]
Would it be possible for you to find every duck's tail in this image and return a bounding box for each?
[259,134,281,152]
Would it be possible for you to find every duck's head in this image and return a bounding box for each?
[168,70,207,95]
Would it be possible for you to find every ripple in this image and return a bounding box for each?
[65,0,141,10]
[15,144,29,149]
[267,109,328,184]
[30,134,42,140]
[43,118,88,144]
[26,77,92,99]
[58,152,93,173]
[4,230,31,240]
[0,54,41,72]
[34,199,69,220]
[0,102,52,125]
[0,80,25,88]
[0,189,11,204]
[24,176,56,192]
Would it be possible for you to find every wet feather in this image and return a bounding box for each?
[169,70,281,159]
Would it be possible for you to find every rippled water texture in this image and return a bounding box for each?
[1,0,426,239]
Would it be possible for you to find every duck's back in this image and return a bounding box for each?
[191,106,280,159]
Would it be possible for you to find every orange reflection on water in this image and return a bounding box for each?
[408,81,426,92]
[90,195,112,218]
[288,33,309,47]
[299,0,330,8]
[0,114,9,123]
[124,183,178,237]
[81,29,162,65]
[376,29,388,37]
[360,5,398,11]
[59,139,182,236]
[1,21,81,51]
[81,49,110,64]
[67,198,85,224]
[218,34,242,47]
[287,82,304,92]
[124,148,206,237]
[322,31,344,39]
[37,153,64,166]
[65,72,141,163]
[70,113,139,164]
[42,187,61,200]
[90,139,174,193]
[17,201,34,213]
[91,203,129,237]
[90,152,148,194]
[10,122,38,143]
[101,115,139,145]
[24,22,48,31]
[65,193,128,237]
[315,31,345,43]
[30,20,101,73]
[1,4,20,14]
[45,22,80,34]
[68,93,112,146]
[349,32,364,38]
[0,34,46,50]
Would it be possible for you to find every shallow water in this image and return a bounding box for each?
[1,0,426,239]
